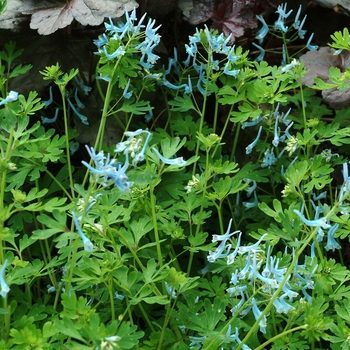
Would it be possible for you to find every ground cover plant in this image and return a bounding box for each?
[2,3,350,349]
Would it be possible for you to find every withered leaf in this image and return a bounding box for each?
[301,47,350,109]
[25,0,138,35]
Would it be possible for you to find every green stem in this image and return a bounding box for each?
[150,183,163,268]
[60,87,75,199]
[255,325,307,350]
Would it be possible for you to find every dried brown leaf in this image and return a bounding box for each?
[301,47,350,109]
[25,0,138,35]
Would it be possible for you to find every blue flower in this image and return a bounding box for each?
[102,45,126,60]
[246,125,262,154]
[306,33,318,51]
[151,147,186,166]
[241,114,266,130]
[74,76,92,95]
[223,61,240,77]
[256,15,269,43]
[72,212,93,252]
[243,191,258,209]
[272,116,280,146]
[280,59,300,73]
[292,5,302,29]
[239,234,268,254]
[230,327,252,350]
[43,86,53,108]
[67,98,89,125]
[74,88,85,109]
[276,3,293,18]
[252,298,267,334]
[0,259,10,298]
[293,209,331,229]
[41,107,60,124]
[83,145,133,192]
[0,90,18,106]
[297,15,307,39]
[261,148,277,168]
[252,42,265,61]
[123,79,133,99]
[325,223,341,251]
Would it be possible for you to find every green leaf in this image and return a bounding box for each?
[9,64,32,78]
[119,98,152,115]
[33,211,68,240]
[54,316,85,342]
[168,94,196,112]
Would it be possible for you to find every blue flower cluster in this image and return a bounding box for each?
[243,103,294,169]
[94,8,161,76]
[0,90,18,106]
[254,3,318,62]
[207,219,317,339]
[0,259,10,298]
[162,25,242,96]
[41,77,91,125]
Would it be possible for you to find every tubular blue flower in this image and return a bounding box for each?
[325,223,341,251]
[208,240,232,263]
[276,3,293,18]
[0,259,10,298]
[123,79,133,99]
[161,78,187,91]
[246,125,262,154]
[252,42,265,61]
[102,45,126,60]
[227,46,240,63]
[223,61,240,77]
[185,75,192,94]
[72,212,93,252]
[144,108,153,123]
[306,33,318,51]
[230,327,252,350]
[67,98,89,125]
[165,282,177,299]
[239,234,268,254]
[245,179,257,196]
[241,114,266,129]
[145,18,161,44]
[227,232,242,265]
[256,15,269,44]
[43,86,53,108]
[93,33,108,49]
[261,148,277,168]
[280,59,300,73]
[151,147,187,166]
[252,298,267,334]
[243,191,258,209]
[293,209,331,229]
[272,116,280,146]
[70,143,79,155]
[133,131,152,164]
[238,252,252,279]
[285,121,294,139]
[292,5,302,29]
[297,15,307,39]
[83,146,133,192]
[74,76,92,95]
[274,17,288,32]
[301,286,312,302]
[41,107,59,124]
[74,88,85,109]
[313,191,327,201]
[273,294,295,314]
[0,90,18,106]
[212,219,236,242]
